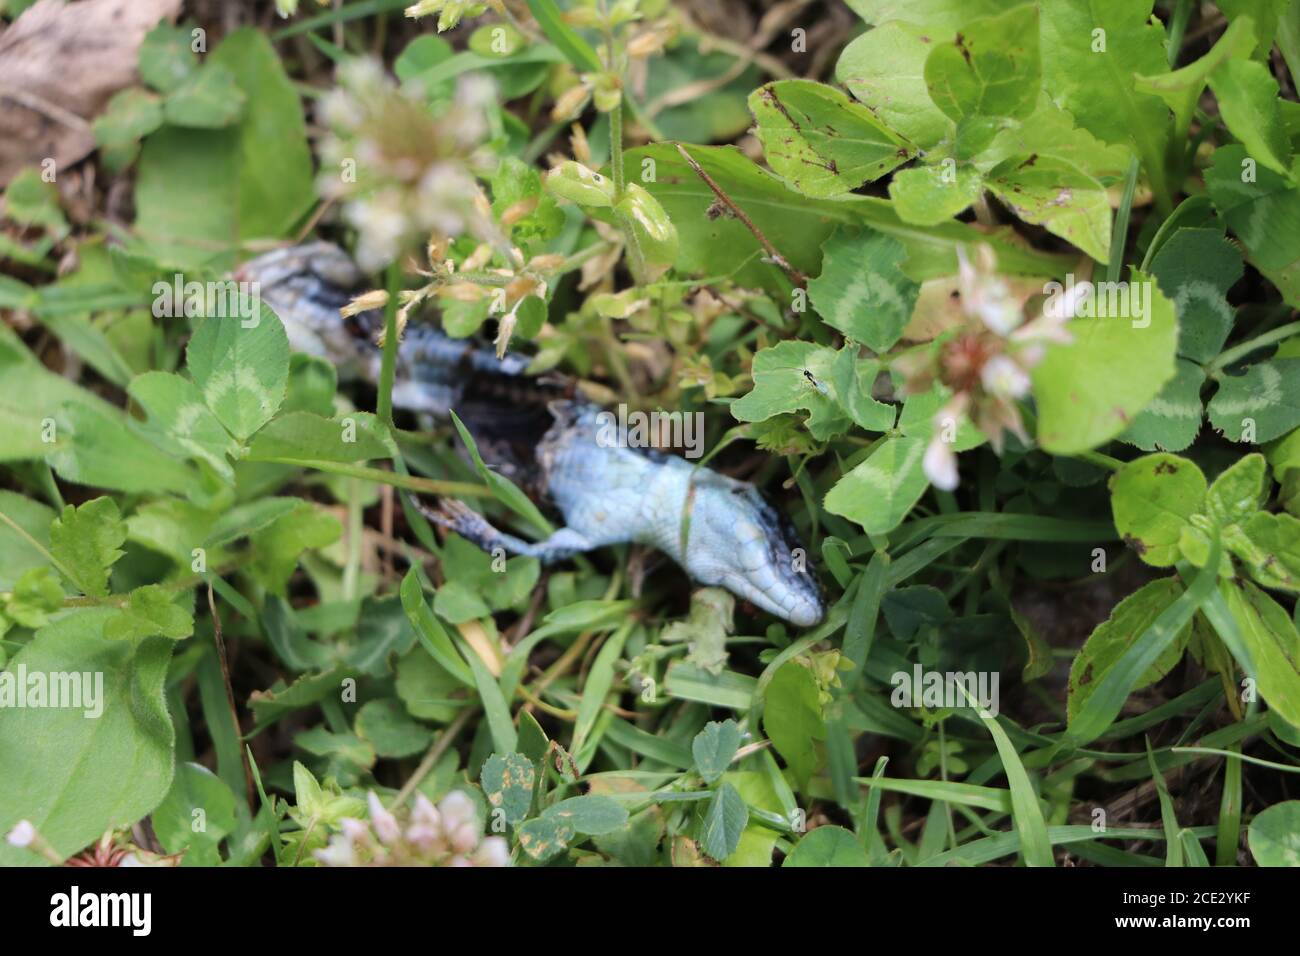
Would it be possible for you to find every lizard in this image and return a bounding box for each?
[235,242,826,627]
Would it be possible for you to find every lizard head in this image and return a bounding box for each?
[688,478,825,628]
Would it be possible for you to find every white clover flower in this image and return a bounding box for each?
[367,792,402,845]
[5,820,36,848]
[314,836,359,867]
[473,836,511,868]
[923,435,960,491]
[980,354,1031,399]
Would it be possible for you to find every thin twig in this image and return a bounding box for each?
[390,707,474,808]
[207,583,255,808]
[673,143,808,285]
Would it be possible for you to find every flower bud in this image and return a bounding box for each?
[546,161,616,208]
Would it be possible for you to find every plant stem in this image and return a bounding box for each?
[254,457,489,498]
[0,507,86,594]
[673,142,808,285]
[376,261,402,427]
[610,101,649,285]
[1074,450,1125,473]
[389,706,474,808]
[1107,156,1140,284]
[1207,318,1300,372]
[1166,0,1194,68]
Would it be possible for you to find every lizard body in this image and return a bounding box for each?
[236,243,825,627]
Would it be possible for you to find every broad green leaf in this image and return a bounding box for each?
[1216,0,1289,58]
[1147,228,1243,363]
[246,502,342,596]
[1067,578,1190,725]
[395,648,466,723]
[829,350,896,433]
[1120,359,1205,453]
[1222,580,1300,727]
[480,752,535,825]
[432,580,491,624]
[824,436,928,536]
[1066,554,1221,747]
[438,535,539,614]
[977,94,1131,186]
[346,597,417,677]
[48,401,195,496]
[247,411,392,463]
[48,497,125,598]
[1039,0,1173,208]
[889,163,984,226]
[986,155,1111,262]
[761,661,826,789]
[151,763,237,866]
[641,38,761,144]
[354,699,432,758]
[1267,427,1300,517]
[0,491,54,590]
[250,668,350,726]
[1207,359,1300,444]
[134,125,239,271]
[836,20,951,149]
[491,156,563,249]
[846,0,1021,30]
[1227,512,1300,592]
[699,782,749,862]
[103,585,195,641]
[1032,269,1178,453]
[208,29,315,240]
[546,795,629,835]
[808,227,920,350]
[185,303,290,441]
[896,385,986,448]
[1134,16,1257,142]
[205,497,299,547]
[1248,801,1300,866]
[1110,453,1206,567]
[163,63,247,129]
[128,371,238,480]
[1205,145,1300,307]
[626,144,1068,297]
[691,719,742,784]
[1208,59,1292,177]
[135,29,313,270]
[924,4,1040,122]
[1206,453,1269,528]
[719,769,785,868]
[748,79,914,198]
[517,812,574,861]
[730,341,851,441]
[0,610,174,866]
[783,825,871,867]
[92,89,164,160]
[139,22,197,93]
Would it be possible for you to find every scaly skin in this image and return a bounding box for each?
[237,243,826,627]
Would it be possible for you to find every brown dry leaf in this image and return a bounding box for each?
[0,0,181,187]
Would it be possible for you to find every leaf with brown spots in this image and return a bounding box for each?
[748,79,915,199]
